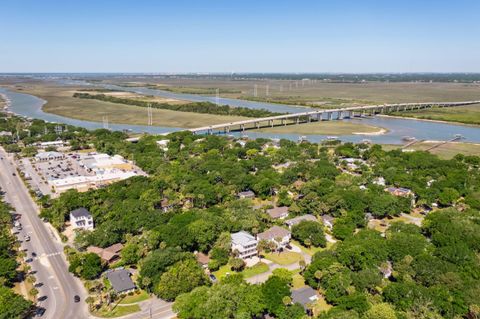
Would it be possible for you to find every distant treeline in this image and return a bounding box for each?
[73,93,283,118]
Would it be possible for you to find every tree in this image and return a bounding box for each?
[28,288,39,301]
[363,303,397,319]
[438,188,459,206]
[292,221,326,248]
[68,252,104,280]
[120,242,142,265]
[0,286,33,319]
[272,268,293,286]
[229,257,246,272]
[262,276,291,316]
[156,258,209,301]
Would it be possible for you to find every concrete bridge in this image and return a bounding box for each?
[188,100,480,135]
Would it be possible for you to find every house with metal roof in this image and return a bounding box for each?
[231,231,258,259]
[284,214,317,229]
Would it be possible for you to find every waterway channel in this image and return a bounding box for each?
[2,82,480,145]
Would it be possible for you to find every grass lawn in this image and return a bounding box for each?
[242,262,270,278]
[93,304,141,318]
[292,240,324,256]
[313,296,333,316]
[214,262,270,279]
[118,290,150,304]
[292,273,306,289]
[264,251,304,265]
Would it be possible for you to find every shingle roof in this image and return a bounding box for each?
[70,207,92,219]
[266,206,289,219]
[291,286,318,309]
[257,226,291,241]
[285,214,317,227]
[106,269,135,293]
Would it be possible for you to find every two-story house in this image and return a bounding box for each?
[70,207,94,231]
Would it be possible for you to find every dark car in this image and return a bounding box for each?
[74,295,81,303]
[35,307,46,317]
[209,274,217,283]
[12,172,16,176]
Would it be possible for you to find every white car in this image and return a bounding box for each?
[24,235,31,242]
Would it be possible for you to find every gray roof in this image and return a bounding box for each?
[238,190,255,197]
[291,286,318,309]
[257,226,291,241]
[285,214,317,227]
[266,206,289,219]
[70,207,92,219]
[106,269,135,293]
[231,231,257,246]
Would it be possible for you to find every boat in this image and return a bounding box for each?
[402,136,416,142]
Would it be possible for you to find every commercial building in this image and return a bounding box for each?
[35,151,65,162]
[50,170,137,193]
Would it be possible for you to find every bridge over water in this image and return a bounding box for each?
[188,101,480,135]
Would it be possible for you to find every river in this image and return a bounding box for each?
[2,82,480,144]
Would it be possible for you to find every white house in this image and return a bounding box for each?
[257,226,291,249]
[156,140,169,151]
[69,207,94,231]
[231,231,258,259]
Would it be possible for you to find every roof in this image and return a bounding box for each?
[35,151,64,159]
[195,252,210,265]
[257,226,291,241]
[106,269,135,293]
[87,243,123,262]
[238,190,255,197]
[291,286,319,309]
[266,206,289,219]
[70,207,92,219]
[285,214,317,227]
[231,231,257,246]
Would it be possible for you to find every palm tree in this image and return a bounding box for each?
[29,288,39,302]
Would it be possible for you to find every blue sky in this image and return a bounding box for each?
[1,0,479,73]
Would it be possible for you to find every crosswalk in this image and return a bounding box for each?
[34,251,63,261]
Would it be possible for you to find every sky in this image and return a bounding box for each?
[1,0,479,73]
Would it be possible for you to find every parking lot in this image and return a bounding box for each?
[20,154,95,198]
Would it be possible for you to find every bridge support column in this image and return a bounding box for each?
[296,117,300,124]
[240,124,245,132]
[281,119,286,126]
[317,113,322,121]
[338,111,344,120]
[269,120,274,127]
[328,112,333,120]
[255,122,260,129]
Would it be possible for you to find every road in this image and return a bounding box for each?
[0,147,89,319]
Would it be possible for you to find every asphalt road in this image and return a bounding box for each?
[0,147,89,319]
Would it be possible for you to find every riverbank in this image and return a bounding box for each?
[254,121,386,136]
[385,103,480,126]
[382,141,480,159]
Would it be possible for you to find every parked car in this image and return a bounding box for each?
[74,295,81,303]
[24,235,31,242]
